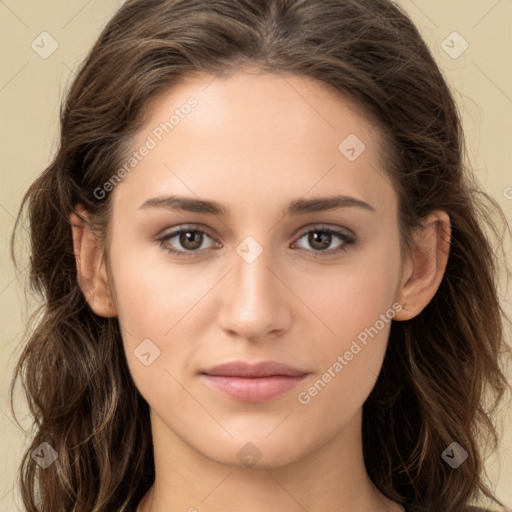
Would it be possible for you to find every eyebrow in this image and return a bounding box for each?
[138,194,376,216]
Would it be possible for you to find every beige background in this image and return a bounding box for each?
[1,0,511,510]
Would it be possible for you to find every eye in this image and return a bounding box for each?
[157,224,356,259]
[292,225,356,257]
[157,226,220,259]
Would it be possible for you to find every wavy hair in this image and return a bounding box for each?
[9,0,511,510]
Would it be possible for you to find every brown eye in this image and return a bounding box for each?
[157,226,219,258]
[178,230,204,251]
[294,226,356,257]
[307,231,332,251]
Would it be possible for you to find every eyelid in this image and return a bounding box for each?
[294,223,355,240]
[157,222,354,240]
[158,223,217,240]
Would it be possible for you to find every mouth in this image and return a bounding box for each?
[199,360,310,402]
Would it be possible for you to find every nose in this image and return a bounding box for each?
[217,245,292,343]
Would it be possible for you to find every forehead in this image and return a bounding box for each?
[141,69,384,152]
[110,70,395,217]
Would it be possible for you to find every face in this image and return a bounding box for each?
[102,70,407,468]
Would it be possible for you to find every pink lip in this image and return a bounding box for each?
[199,361,309,402]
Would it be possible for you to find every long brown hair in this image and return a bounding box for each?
[9,0,511,510]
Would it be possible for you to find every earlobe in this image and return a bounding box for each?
[70,205,117,318]
[393,210,451,321]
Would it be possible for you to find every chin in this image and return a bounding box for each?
[192,432,311,470]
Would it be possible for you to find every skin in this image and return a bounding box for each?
[70,69,451,512]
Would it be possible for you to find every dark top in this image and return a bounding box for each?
[405,502,488,511]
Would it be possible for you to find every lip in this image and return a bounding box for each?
[201,361,308,378]
[199,361,309,402]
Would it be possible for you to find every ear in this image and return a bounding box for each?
[70,205,117,317]
[393,210,451,321]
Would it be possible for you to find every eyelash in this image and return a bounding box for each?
[156,225,356,260]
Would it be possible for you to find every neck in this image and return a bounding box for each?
[137,408,404,512]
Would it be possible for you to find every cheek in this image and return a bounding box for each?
[107,238,204,385]
[297,237,401,346]
[109,233,211,336]
[292,238,401,401]
[293,276,399,439]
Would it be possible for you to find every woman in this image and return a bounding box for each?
[9,0,511,511]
